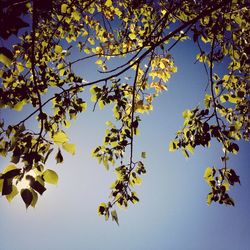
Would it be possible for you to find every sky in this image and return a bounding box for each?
[1,20,250,250]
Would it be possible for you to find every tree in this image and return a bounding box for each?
[0,0,249,224]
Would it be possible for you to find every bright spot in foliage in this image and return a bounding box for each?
[15,170,36,192]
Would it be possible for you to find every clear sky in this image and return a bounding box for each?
[1,31,250,250]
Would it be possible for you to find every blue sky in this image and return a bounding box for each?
[1,31,250,250]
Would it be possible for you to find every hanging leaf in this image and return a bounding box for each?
[2,178,12,196]
[21,189,33,208]
[43,169,58,185]
[52,131,69,145]
[55,149,64,163]
[141,152,146,159]
[62,143,76,155]
[6,185,19,202]
[30,189,38,208]
[111,210,119,225]
[26,175,46,195]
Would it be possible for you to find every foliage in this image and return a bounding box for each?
[0,0,249,222]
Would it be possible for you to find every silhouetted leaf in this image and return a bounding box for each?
[21,189,33,208]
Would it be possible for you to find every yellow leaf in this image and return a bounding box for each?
[105,0,112,7]
[52,131,69,145]
[62,143,76,155]
[204,167,213,181]
[63,120,71,128]
[55,45,63,54]
[114,8,122,17]
[43,169,58,185]
[72,11,80,21]
[6,186,18,202]
[2,164,17,174]
[88,37,95,45]
[84,47,91,54]
[207,192,213,205]
[17,64,25,72]
[98,100,105,109]
[95,59,103,65]
[61,4,68,13]
[169,140,178,152]
[13,100,26,111]
[0,53,12,67]
[129,33,136,40]
[182,109,192,119]
[89,7,95,14]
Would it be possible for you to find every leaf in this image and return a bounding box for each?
[204,167,213,180]
[2,164,17,174]
[105,0,112,7]
[2,178,12,195]
[1,168,21,179]
[182,149,189,158]
[72,11,80,21]
[30,189,38,208]
[129,33,136,40]
[13,100,26,111]
[21,189,33,208]
[0,179,3,193]
[43,169,58,185]
[141,152,146,159]
[6,185,18,202]
[95,59,103,65]
[169,140,178,152]
[0,47,13,67]
[56,149,64,163]
[52,131,69,145]
[61,4,68,13]
[55,45,63,53]
[27,175,46,195]
[98,202,107,216]
[207,192,213,205]
[43,148,53,164]
[111,210,119,225]
[98,100,105,110]
[62,143,76,155]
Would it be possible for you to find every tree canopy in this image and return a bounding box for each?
[0,0,249,224]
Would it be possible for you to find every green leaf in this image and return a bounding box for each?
[62,143,76,155]
[111,210,119,225]
[43,169,58,185]
[141,152,146,159]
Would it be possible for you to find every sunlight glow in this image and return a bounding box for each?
[15,170,36,192]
